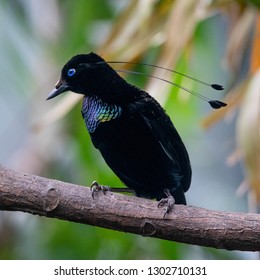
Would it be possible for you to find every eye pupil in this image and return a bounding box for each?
[67,68,76,77]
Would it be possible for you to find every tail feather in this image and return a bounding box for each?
[171,188,187,205]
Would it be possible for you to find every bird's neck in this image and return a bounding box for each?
[85,71,141,104]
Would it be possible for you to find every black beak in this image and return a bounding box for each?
[47,80,70,100]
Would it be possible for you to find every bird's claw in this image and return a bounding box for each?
[157,189,175,218]
[90,181,111,199]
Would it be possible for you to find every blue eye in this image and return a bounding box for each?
[67,68,76,77]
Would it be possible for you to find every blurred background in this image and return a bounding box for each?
[0,0,259,259]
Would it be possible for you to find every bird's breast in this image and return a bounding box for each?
[81,95,122,133]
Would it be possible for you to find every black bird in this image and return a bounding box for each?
[47,52,192,216]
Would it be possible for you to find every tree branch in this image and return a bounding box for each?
[0,165,259,251]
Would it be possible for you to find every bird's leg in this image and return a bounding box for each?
[90,181,110,199]
[157,188,175,218]
[90,181,135,199]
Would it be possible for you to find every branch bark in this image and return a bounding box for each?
[0,165,259,251]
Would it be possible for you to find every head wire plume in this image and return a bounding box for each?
[96,61,227,109]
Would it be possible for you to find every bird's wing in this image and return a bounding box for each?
[129,95,191,191]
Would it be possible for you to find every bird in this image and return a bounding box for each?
[47,52,193,217]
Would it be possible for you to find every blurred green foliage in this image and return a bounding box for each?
[0,0,257,260]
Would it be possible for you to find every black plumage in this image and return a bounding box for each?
[47,52,192,213]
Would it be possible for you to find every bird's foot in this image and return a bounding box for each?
[157,189,175,218]
[90,181,111,199]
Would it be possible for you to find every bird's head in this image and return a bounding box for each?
[47,52,119,100]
